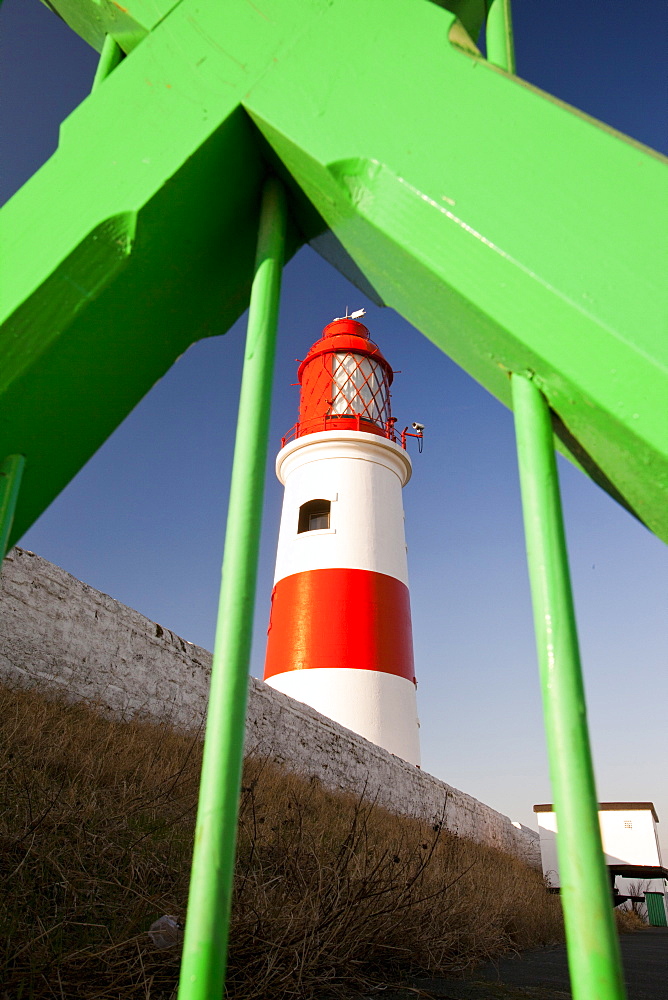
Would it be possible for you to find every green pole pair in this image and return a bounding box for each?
[177,177,287,999]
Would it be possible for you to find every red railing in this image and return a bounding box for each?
[281,415,423,451]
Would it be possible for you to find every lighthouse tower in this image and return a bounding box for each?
[263,315,421,765]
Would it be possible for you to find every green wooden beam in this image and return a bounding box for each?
[242,0,668,539]
[40,0,488,56]
[38,0,181,53]
[2,0,667,548]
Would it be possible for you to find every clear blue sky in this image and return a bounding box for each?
[2,1,667,850]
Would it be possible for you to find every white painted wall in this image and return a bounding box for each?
[599,809,662,866]
[0,547,540,868]
[536,807,665,896]
[269,667,420,763]
[274,431,411,585]
[535,812,559,887]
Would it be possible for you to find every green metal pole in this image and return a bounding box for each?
[511,373,626,1000]
[92,34,122,91]
[486,0,516,74]
[0,455,25,564]
[177,176,286,1000]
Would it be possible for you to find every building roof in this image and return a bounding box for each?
[533,802,659,823]
[607,864,668,879]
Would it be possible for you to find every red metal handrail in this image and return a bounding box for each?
[281,414,401,448]
[280,416,424,452]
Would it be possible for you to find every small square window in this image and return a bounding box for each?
[624,820,632,829]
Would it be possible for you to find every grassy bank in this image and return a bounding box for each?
[0,685,562,998]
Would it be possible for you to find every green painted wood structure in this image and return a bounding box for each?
[1,1,666,997]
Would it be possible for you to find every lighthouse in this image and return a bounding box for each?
[263,314,421,765]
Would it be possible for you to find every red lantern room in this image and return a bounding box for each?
[284,317,396,443]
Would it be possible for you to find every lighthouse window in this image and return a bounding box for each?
[298,499,331,533]
[331,353,389,424]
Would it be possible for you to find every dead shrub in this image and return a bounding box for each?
[0,684,562,998]
[614,906,647,934]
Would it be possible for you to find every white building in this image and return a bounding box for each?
[534,801,668,925]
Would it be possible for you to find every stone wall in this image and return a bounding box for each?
[0,547,540,867]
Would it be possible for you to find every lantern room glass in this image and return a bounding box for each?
[330,353,390,426]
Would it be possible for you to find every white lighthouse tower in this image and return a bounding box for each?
[263,315,421,765]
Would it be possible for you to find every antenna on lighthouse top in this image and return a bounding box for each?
[332,307,366,321]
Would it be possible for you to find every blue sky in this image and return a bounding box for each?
[2,0,667,849]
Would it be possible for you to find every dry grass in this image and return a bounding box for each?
[0,684,562,998]
[614,907,647,934]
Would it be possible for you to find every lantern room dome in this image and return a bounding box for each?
[296,318,393,385]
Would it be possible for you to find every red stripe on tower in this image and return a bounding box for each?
[265,568,415,682]
[263,314,421,764]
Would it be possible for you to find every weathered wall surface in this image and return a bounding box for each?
[0,547,540,867]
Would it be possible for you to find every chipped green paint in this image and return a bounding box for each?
[38,0,181,54]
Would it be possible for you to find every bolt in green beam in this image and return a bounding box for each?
[511,372,626,1000]
[486,0,515,73]
[0,455,25,564]
[91,34,122,91]
[177,176,286,1000]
